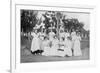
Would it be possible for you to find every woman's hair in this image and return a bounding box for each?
[54,35,58,39]
[53,29,56,34]
[44,36,48,40]
[67,36,72,40]
[76,31,80,35]
[43,36,46,40]
[61,37,65,41]
[71,29,75,32]
[64,29,68,32]
[60,29,64,33]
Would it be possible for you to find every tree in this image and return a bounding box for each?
[42,11,57,30]
[62,18,84,32]
[21,10,38,33]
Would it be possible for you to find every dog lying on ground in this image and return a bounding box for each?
[31,50,44,55]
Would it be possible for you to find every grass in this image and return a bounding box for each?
[21,36,89,63]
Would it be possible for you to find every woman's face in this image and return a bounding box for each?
[44,37,48,41]
[65,30,68,32]
[77,33,80,36]
[41,36,44,40]
[72,29,74,32]
[54,36,57,39]
[35,30,37,33]
[50,30,53,32]
[60,30,63,33]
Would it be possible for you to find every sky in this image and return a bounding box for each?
[37,11,90,30]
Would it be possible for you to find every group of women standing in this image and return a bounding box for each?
[30,29,82,57]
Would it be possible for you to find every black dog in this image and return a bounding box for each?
[31,50,44,55]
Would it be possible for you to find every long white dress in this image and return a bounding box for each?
[42,31,55,56]
[38,32,45,50]
[48,31,55,42]
[72,35,82,56]
[65,32,70,38]
[57,40,66,57]
[71,31,76,51]
[49,38,59,56]
[64,38,72,56]
[59,32,65,39]
[31,32,40,52]
[64,32,72,56]
[42,39,51,56]
[38,32,45,40]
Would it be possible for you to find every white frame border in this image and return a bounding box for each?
[11,1,96,73]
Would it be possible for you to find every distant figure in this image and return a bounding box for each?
[72,31,82,56]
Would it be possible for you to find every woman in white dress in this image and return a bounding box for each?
[71,29,76,52]
[44,30,57,56]
[42,37,51,56]
[59,29,65,41]
[64,30,70,37]
[64,35,72,57]
[38,30,46,51]
[58,37,66,57]
[50,36,59,56]
[72,31,82,56]
[31,30,40,54]
[48,29,55,42]
[71,29,76,38]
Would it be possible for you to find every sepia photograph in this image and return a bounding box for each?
[20,9,90,63]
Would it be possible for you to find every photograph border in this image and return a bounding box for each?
[11,1,96,73]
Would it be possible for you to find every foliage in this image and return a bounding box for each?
[42,11,57,29]
[21,10,85,34]
[21,10,38,33]
[62,18,84,32]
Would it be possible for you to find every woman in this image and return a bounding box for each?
[50,36,59,56]
[48,29,55,42]
[42,37,51,56]
[71,29,76,54]
[38,30,46,50]
[59,29,65,41]
[64,30,72,56]
[31,30,40,54]
[58,37,66,57]
[43,30,57,56]
[64,36,72,57]
[71,29,76,38]
[64,30,70,38]
[72,32,82,56]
